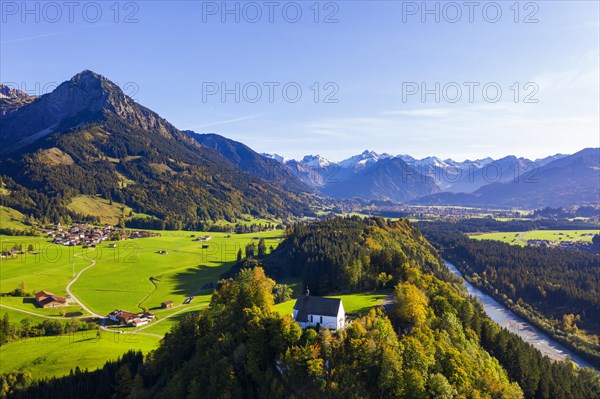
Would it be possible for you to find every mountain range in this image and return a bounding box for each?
[262,149,599,207]
[1,71,597,219]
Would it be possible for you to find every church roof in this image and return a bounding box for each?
[293,295,342,322]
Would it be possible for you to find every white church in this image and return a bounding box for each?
[292,291,345,330]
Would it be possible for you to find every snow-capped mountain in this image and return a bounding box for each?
[261,153,289,164]
[338,150,392,170]
[535,154,567,167]
[256,149,577,200]
[299,154,336,169]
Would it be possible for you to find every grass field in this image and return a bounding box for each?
[69,230,284,315]
[0,207,28,231]
[0,331,160,380]
[66,195,148,225]
[469,229,599,246]
[0,228,285,378]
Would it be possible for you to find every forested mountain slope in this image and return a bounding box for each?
[0,71,314,226]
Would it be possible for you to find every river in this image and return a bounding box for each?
[444,260,596,370]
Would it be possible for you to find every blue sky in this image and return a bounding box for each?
[1,1,599,161]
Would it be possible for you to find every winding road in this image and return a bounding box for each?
[66,251,102,318]
[1,246,206,340]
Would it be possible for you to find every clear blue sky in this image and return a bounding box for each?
[2,1,598,161]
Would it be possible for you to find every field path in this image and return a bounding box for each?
[136,303,207,332]
[0,303,66,319]
[66,252,103,318]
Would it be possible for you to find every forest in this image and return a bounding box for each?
[420,225,600,367]
[414,217,599,234]
[4,217,600,398]
[262,216,452,295]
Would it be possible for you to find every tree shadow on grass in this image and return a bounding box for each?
[171,261,236,296]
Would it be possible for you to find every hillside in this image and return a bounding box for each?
[0,71,314,226]
[186,132,312,193]
[263,216,446,294]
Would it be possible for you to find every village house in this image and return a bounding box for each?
[132,317,149,327]
[108,309,136,324]
[292,294,345,330]
[161,300,174,309]
[108,309,155,326]
[34,291,67,308]
[195,235,212,242]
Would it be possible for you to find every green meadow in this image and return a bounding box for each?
[66,195,136,225]
[0,229,284,378]
[0,207,29,231]
[469,229,598,246]
[0,331,160,380]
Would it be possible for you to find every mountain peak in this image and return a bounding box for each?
[63,69,122,99]
[0,70,178,154]
[0,83,37,116]
[72,69,105,80]
[0,83,33,100]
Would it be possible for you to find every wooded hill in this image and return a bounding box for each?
[263,216,450,295]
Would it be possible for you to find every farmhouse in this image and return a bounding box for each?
[161,300,174,309]
[143,312,156,319]
[34,291,67,308]
[108,310,136,324]
[195,235,212,242]
[132,317,149,327]
[292,295,345,330]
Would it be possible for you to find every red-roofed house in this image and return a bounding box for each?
[34,291,67,308]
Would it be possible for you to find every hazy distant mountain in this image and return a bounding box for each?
[446,156,535,194]
[186,133,312,193]
[261,153,288,164]
[0,70,312,222]
[263,149,588,205]
[413,148,599,208]
[535,153,567,167]
[322,157,440,202]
